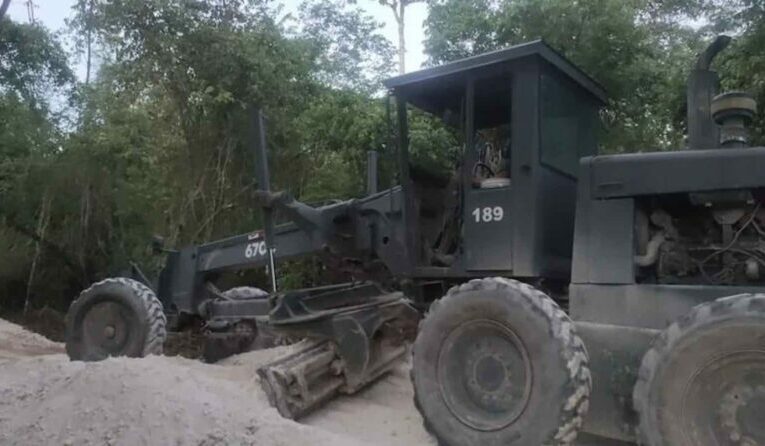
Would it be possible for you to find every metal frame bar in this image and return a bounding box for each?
[250,108,278,292]
[396,95,415,271]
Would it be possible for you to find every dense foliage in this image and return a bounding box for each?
[0,0,763,313]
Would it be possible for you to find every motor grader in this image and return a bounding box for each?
[65,36,765,445]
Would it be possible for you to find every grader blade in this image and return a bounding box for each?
[257,340,344,419]
[256,282,419,419]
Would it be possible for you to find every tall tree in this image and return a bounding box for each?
[299,0,394,91]
[0,19,73,107]
[377,0,423,74]
[80,0,96,85]
[67,0,317,243]
[0,20,79,309]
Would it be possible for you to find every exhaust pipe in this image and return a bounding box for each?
[687,35,731,150]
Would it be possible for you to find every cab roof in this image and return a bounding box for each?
[383,40,607,105]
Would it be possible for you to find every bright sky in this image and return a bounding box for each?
[7,0,429,80]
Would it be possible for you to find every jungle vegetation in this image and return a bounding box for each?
[1,0,763,316]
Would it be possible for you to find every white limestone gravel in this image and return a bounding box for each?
[0,318,616,446]
[0,318,432,446]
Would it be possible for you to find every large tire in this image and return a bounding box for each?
[412,278,591,446]
[66,278,166,361]
[634,294,765,446]
[202,286,276,363]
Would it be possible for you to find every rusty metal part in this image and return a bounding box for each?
[257,290,419,419]
[202,319,258,363]
[257,341,344,419]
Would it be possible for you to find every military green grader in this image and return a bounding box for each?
[65,36,765,445]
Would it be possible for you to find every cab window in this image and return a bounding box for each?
[540,73,598,177]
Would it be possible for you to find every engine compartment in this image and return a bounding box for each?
[636,190,765,285]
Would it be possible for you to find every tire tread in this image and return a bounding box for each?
[412,277,591,446]
[633,293,765,446]
[68,277,167,358]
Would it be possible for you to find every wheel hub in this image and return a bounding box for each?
[81,300,135,357]
[437,319,532,431]
[474,356,506,392]
[720,384,765,444]
[681,350,765,445]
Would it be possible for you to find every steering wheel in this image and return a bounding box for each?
[472,162,495,178]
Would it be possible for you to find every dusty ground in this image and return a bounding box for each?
[0,318,625,445]
[0,318,434,446]
[0,317,64,359]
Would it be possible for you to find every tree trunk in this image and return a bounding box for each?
[0,0,10,21]
[2,212,87,285]
[79,184,91,280]
[24,193,52,315]
[397,2,406,74]
[382,0,421,74]
[85,0,93,84]
[86,45,92,85]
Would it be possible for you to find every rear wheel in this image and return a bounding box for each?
[412,278,591,446]
[66,278,166,361]
[634,294,765,446]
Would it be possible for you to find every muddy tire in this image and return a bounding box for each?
[412,278,591,446]
[66,278,166,361]
[634,294,765,446]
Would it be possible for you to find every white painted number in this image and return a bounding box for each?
[493,206,504,221]
[472,206,504,223]
[245,241,268,258]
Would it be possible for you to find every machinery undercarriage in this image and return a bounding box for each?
[256,283,419,418]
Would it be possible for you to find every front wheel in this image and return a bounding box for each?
[634,294,765,446]
[411,278,591,446]
[65,278,166,361]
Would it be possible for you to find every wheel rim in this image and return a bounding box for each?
[437,319,532,431]
[80,299,139,358]
[680,350,765,445]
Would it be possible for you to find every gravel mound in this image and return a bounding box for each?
[0,323,360,446]
[0,318,64,358]
[0,353,359,446]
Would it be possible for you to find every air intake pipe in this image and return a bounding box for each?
[711,91,757,148]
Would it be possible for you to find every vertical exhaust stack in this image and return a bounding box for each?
[687,35,731,150]
[367,150,379,195]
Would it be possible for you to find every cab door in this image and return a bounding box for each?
[461,75,514,271]
[464,185,513,271]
